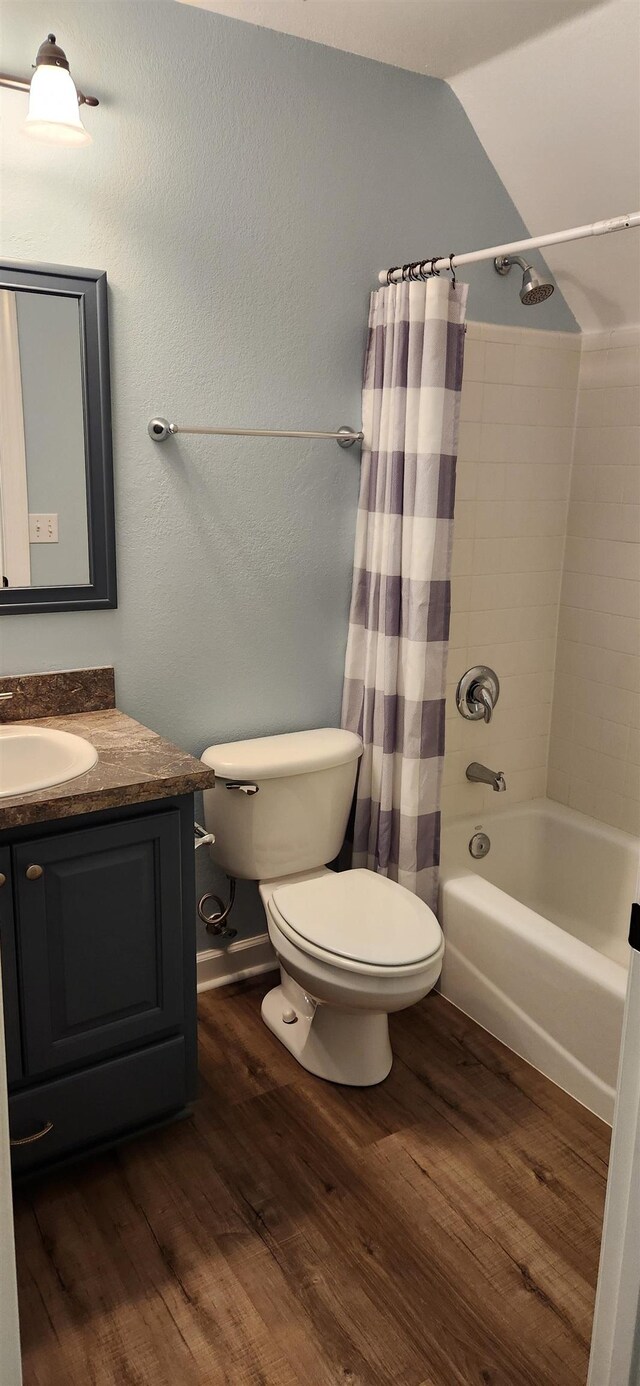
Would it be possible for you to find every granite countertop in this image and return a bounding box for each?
[0,707,216,829]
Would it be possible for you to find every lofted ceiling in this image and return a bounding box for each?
[451,0,640,332]
[176,0,605,79]
[178,0,640,330]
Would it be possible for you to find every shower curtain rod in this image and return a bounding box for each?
[378,211,640,284]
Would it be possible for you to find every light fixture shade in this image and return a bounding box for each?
[25,64,91,145]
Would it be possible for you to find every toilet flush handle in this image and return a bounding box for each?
[225,781,259,795]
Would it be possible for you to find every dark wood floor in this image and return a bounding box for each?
[14,981,609,1386]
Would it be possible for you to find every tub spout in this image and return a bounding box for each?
[466,762,507,792]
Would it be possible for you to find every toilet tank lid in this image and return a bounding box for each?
[201,728,363,781]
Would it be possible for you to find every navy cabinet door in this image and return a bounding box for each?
[0,846,22,1083]
[14,812,184,1078]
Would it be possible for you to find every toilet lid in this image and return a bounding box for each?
[270,869,442,968]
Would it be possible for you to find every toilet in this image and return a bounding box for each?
[201,728,444,1086]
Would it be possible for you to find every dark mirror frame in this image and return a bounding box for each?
[0,262,116,615]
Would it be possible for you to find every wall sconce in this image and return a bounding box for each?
[0,33,98,146]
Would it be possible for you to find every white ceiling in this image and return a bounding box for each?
[178,0,640,330]
[451,0,640,331]
[177,0,604,79]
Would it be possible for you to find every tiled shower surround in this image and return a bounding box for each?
[549,328,640,836]
[445,321,639,830]
[444,321,580,818]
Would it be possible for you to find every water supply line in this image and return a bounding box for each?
[194,821,237,937]
[198,877,237,937]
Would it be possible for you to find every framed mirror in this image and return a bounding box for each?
[0,262,116,614]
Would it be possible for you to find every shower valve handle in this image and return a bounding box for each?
[456,666,500,724]
[470,683,494,724]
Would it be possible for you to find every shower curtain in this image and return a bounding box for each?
[342,275,468,910]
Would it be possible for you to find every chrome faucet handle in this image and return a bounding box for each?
[456,666,500,723]
[471,684,494,724]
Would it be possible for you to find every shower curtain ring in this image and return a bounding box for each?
[387,266,398,285]
[448,253,457,289]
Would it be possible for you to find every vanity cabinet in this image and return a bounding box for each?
[0,847,22,1086]
[0,796,197,1178]
[14,812,184,1076]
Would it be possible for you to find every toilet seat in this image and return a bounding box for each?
[268,868,443,979]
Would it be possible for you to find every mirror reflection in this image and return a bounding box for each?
[0,288,89,589]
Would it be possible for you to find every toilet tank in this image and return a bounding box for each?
[201,728,362,880]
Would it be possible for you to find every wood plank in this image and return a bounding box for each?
[14,985,609,1386]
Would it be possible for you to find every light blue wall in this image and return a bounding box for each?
[0,1,578,946]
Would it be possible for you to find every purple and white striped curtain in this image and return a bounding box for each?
[342,276,468,910]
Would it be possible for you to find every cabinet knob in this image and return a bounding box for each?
[25,864,43,881]
[0,872,6,887]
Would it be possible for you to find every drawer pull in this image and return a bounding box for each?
[10,1120,54,1147]
[25,864,43,881]
[0,872,6,887]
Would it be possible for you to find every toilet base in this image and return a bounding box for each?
[261,979,393,1086]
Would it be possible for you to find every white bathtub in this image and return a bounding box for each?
[440,799,638,1123]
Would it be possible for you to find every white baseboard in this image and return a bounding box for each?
[197,931,278,993]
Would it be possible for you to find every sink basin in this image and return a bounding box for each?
[0,725,98,798]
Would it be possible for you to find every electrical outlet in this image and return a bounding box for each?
[28,514,59,544]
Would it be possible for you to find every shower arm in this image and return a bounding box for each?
[494,254,529,275]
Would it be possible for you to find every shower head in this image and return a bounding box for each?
[520,265,555,305]
[494,254,555,305]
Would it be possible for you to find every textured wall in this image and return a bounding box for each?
[444,322,580,818]
[548,327,640,836]
[0,1,577,947]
